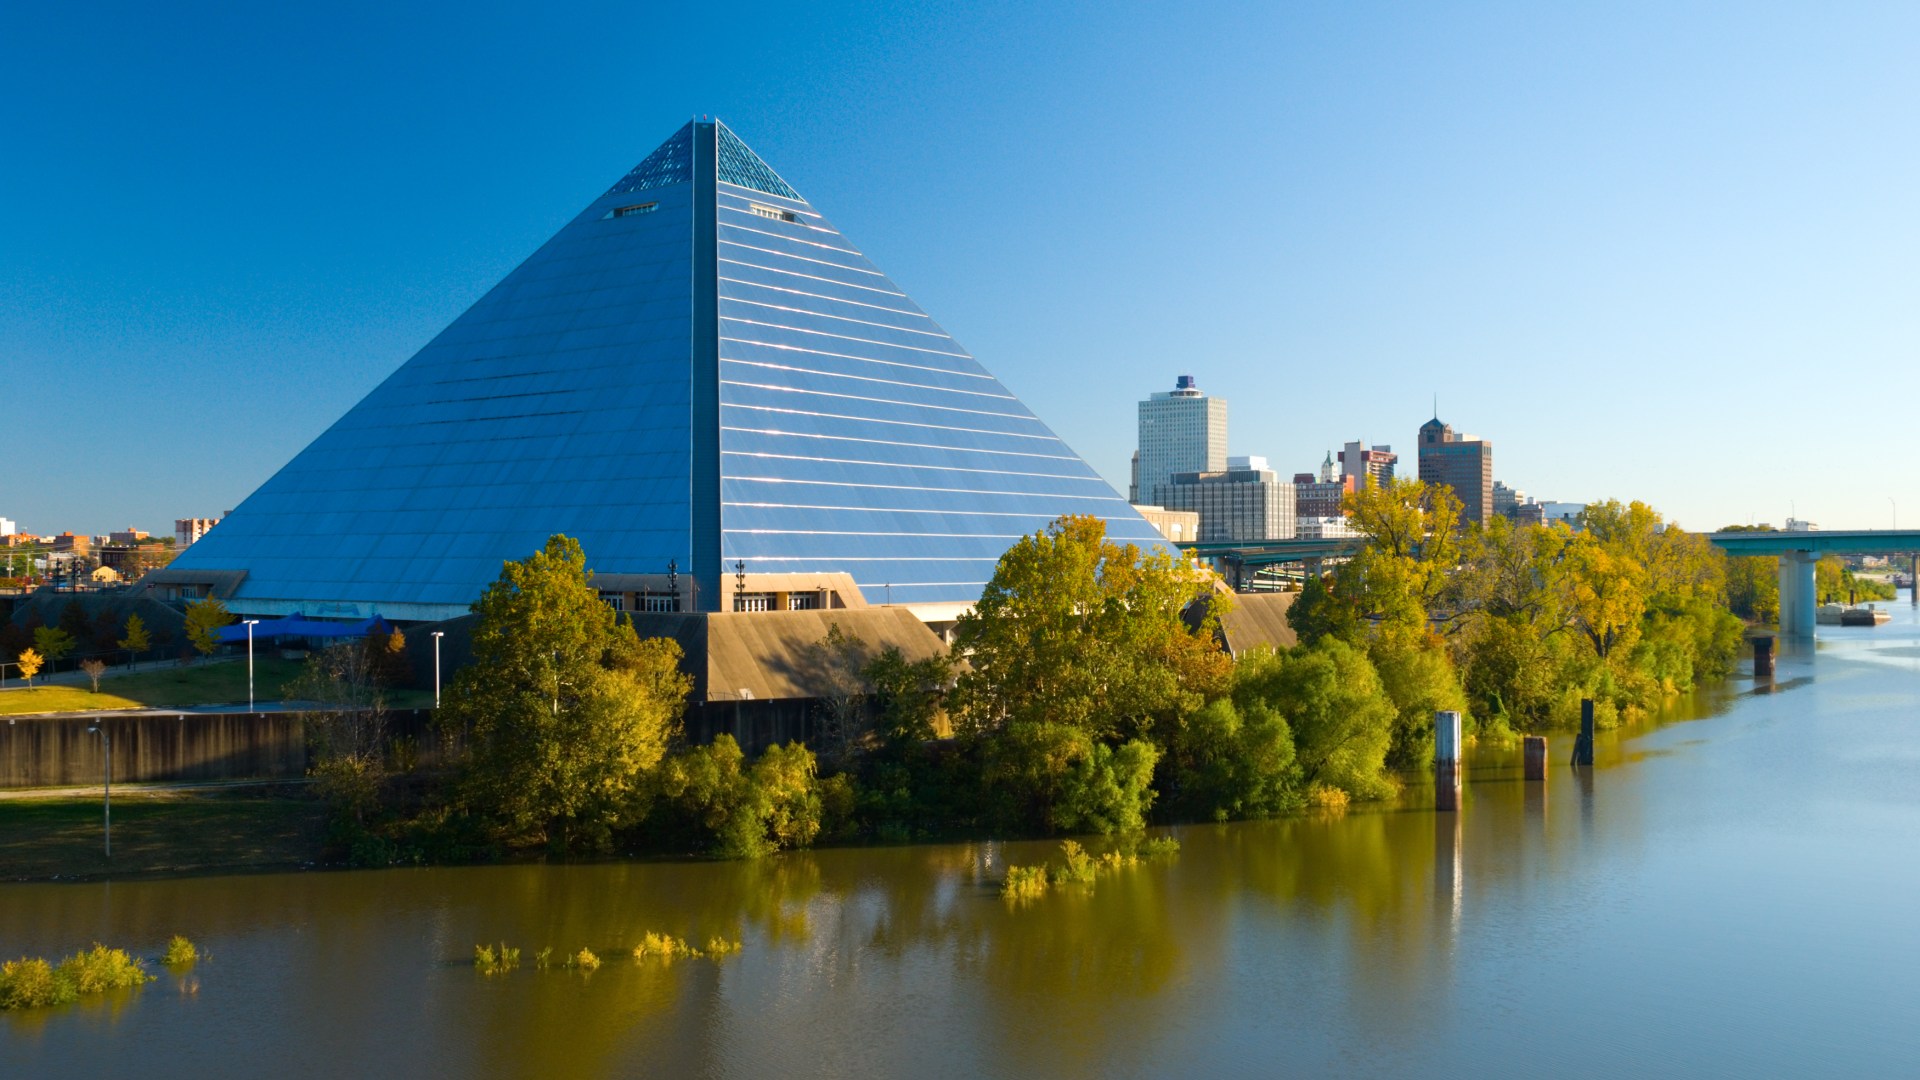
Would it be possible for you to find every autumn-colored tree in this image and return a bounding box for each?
[118,613,152,669]
[16,647,44,689]
[183,598,235,662]
[951,514,1229,743]
[80,657,107,693]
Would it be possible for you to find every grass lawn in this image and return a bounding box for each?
[0,789,327,880]
[0,657,433,715]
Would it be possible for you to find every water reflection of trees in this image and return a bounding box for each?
[6,759,1678,1078]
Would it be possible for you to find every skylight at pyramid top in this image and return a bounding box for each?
[164,120,1168,621]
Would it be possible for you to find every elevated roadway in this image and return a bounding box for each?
[1705,530,1920,640]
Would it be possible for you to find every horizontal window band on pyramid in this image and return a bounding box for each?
[718,317,971,360]
[721,426,1079,461]
[720,380,1041,422]
[717,217,864,256]
[718,259,907,299]
[716,180,815,212]
[719,202,835,235]
[720,296,954,339]
[717,276,928,318]
[721,403,1064,441]
[720,359,1015,401]
[719,239,888,277]
[720,337,988,380]
[725,476,1125,501]
[720,449,1103,482]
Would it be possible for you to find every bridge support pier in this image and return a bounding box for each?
[1778,549,1818,640]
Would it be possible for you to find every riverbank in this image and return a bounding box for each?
[0,786,326,881]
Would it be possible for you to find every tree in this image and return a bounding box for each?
[1166,697,1299,822]
[441,535,692,852]
[1306,479,1468,646]
[118,613,151,669]
[291,640,393,835]
[16,647,43,689]
[952,514,1228,742]
[183,598,235,663]
[1234,639,1398,801]
[32,626,75,673]
[80,658,107,693]
[652,735,825,858]
[863,646,951,751]
[798,623,873,767]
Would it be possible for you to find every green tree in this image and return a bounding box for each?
[117,613,151,669]
[32,626,75,672]
[981,722,1160,835]
[1166,697,1300,822]
[952,514,1228,742]
[652,735,825,858]
[440,535,691,852]
[1234,639,1398,800]
[183,598,235,662]
[863,646,951,750]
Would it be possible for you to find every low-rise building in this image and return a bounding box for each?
[1131,505,1202,545]
[1153,457,1297,543]
[1297,515,1359,540]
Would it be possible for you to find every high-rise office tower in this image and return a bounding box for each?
[1417,416,1494,524]
[1132,375,1227,502]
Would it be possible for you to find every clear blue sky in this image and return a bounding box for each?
[6,1,1918,537]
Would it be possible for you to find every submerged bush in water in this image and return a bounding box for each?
[58,945,152,996]
[1050,840,1096,886]
[567,947,601,972]
[1,944,154,1011]
[474,943,520,974]
[1001,864,1050,901]
[0,958,73,1010]
[1002,835,1181,905]
[162,936,198,968]
[632,932,744,962]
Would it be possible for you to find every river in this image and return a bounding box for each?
[6,598,1920,1078]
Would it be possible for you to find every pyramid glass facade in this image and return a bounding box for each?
[168,120,1167,620]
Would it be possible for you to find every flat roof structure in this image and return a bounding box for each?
[162,120,1165,622]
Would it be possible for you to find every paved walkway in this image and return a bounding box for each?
[0,777,310,800]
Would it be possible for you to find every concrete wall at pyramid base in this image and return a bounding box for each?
[408,606,951,757]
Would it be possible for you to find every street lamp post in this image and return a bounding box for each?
[431,631,445,707]
[244,619,261,712]
[86,723,111,857]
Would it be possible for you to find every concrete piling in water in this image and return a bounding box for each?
[1570,698,1595,767]
[1434,709,1462,812]
[1523,736,1548,781]
[1753,635,1775,678]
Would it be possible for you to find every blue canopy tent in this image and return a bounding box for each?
[214,613,393,644]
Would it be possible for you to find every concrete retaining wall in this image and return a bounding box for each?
[0,708,442,788]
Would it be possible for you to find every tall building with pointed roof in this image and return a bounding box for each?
[1417,416,1493,524]
[158,120,1165,623]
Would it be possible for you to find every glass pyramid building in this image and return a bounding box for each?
[165,120,1168,622]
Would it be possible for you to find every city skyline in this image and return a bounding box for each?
[8,3,1920,536]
